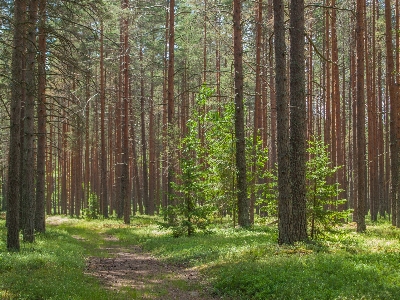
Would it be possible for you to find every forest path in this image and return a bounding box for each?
[84,234,218,299]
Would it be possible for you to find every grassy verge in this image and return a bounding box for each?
[0,216,129,299]
[1,214,400,299]
[102,217,400,300]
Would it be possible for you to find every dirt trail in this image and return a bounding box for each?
[84,236,218,299]
[46,216,218,299]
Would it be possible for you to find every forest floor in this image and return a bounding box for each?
[2,215,400,299]
[47,216,217,299]
[84,237,217,299]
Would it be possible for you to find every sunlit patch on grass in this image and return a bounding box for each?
[0,290,15,299]
[363,238,400,253]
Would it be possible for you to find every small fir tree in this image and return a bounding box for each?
[160,86,214,236]
[306,136,349,239]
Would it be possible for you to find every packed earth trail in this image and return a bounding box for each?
[84,237,217,299]
[47,216,218,299]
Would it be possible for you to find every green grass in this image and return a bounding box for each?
[0,217,131,299]
[101,217,400,299]
[1,214,400,299]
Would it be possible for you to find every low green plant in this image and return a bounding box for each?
[160,86,215,237]
[306,136,350,239]
[250,137,277,218]
[0,219,127,299]
[83,190,100,220]
[2,215,399,300]
[97,217,400,300]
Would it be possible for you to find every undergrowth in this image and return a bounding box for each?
[1,214,400,299]
[0,217,128,299]
[103,216,400,299]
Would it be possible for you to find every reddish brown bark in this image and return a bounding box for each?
[167,0,175,215]
[100,22,108,218]
[356,0,366,232]
[307,38,313,140]
[233,0,249,227]
[46,114,53,215]
[108,98,114,215]
[203,0,207,83]
[140,49,150,214]
[269,0,277,169]
[290,0,307,241]
[7,0,27,251]
[130,94,142,215]
[396,0,400,226]
[148,70,156,215]
[162,7,169,210]
[324,0,331,155]
[274,0,291,244]
[250,0,263,224]
[21,0,39,243]
[122,0,131,224]
[368,0,379,220]
[385,0,399,226]
[35,0,47,232]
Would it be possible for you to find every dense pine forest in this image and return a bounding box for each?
[0,0,400,299]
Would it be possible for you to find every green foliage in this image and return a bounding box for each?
[98,217,400,300]
[0,218,128,300]
[163,85,276,230]
[202,100,237,220]
[306,136,350,239]
[160,86,216,237]
[2,216,400,299]
[83,189,100,220]
[250,138,277,218]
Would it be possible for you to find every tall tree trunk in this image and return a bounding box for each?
[108,98,114,215]
[115,13,124,218]
[100,21,108,218]
[274,0,291,244]
[341,56,348,211]
[130,99,141,215]
[250,0,263,224]
[76,121,83,217]
[7,0,27,251]
[290,0,307,241]
[385,0,399,226]
[203,0,207,83]
[353,52,359,216]
[140,49,150,214]
[35,0,46,233]
[395,0,400,227]
[148,70,156,215]
[368,0,379,221]
[116,84,123,217]
[167,0,176,221]
[307,37,313,140]
[356,0,367,232]
[162,7,169,210]
[166,0,176,222]
[332,0,344,212]
[233,0,249,227]
[85,74,90,210]
[324,0,331,155]
[215,15,221,108]
[19,38,26,226]
[46,113,53,215]
[22,0,39,243]
[122,0,131,224]
[331,0,338,183]
[377,49,386,217]
[61,105,68,215]
[57,116,62,214]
